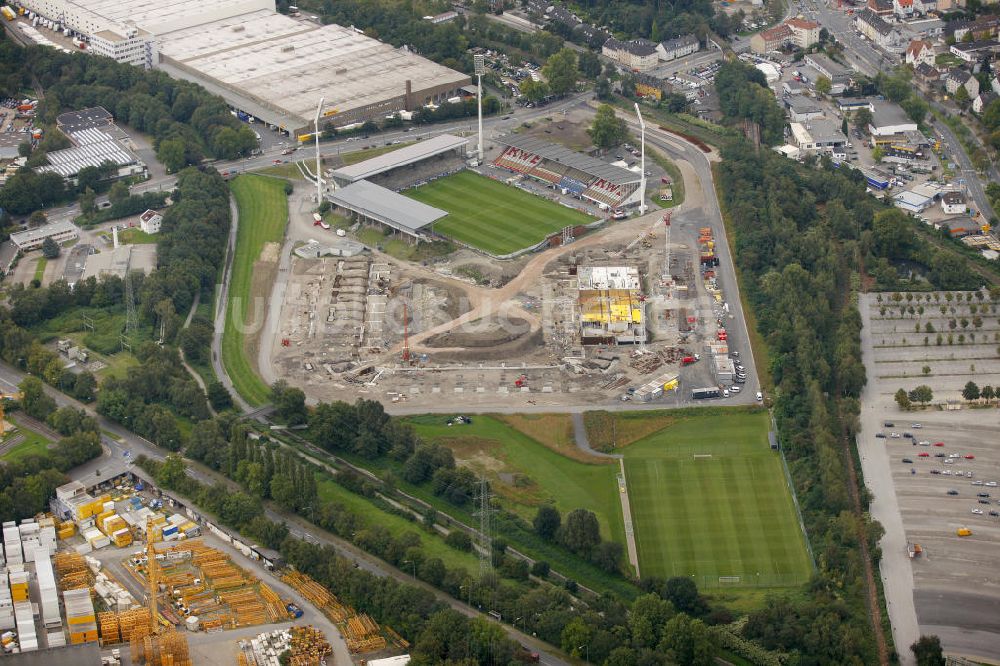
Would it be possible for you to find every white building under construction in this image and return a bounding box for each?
[577,265,647,345]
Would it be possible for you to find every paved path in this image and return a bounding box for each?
[177,292,216,416]
[212,195,251,413]
[858,293,920,665]
[571,413,620,459]
[617,458,641,578]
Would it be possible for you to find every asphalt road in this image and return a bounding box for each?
[929,112,997,223]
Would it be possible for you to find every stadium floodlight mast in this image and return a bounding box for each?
[314,96,324,203]
[634,102,647,215]
[475,54,485,165]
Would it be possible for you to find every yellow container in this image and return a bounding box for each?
[68,614,96,625]
[69,629,98,644]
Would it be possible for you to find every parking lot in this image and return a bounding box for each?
[858,292,1000,663]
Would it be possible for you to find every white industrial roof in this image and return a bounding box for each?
[158,13,468,129]
[331,135,468,183]
[329,181,448,234]
[62,0,270,34]
[10,221,78,247]
[37,128,137,178]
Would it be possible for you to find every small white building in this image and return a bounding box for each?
[10,221,79,252]
[138,209,162,234]
[941,190,967,215]
[656,35,699,61]
[869,102,918,136]
[893,190,934,213]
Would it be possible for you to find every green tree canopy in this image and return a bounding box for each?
[541,47,579,96]
[588,104,629,149]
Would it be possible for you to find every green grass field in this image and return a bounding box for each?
[224,175,289,406]
[1,418,53,462]
[623,412,811,588]
[33,258,47,283]
[404,415,624,543]
[403,171,594,255]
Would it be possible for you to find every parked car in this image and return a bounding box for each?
[902,458,914,463]
[947,490,959,495]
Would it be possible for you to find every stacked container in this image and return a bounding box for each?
[2,524,21,567]
[64,588,98,644]
[112,529,132,548]
[0,571,13,630]
[13,601,36,651]
[18,524,39,563]
[33,549,61,632]
[7,571,27,602]
[83,528,109,550]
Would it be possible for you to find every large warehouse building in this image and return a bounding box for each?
[13,0,470,135]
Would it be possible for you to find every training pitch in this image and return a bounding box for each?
[623,412,813,587]
[403,170,594,255]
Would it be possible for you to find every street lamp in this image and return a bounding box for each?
[402,559,416,579]
[578,644,589,664]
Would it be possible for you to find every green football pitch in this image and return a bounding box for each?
[623,412,813,587]
[403,170,594,255]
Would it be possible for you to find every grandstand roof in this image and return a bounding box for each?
[327,180,447,237]
[497,136,639,186]
[330,134,468,184]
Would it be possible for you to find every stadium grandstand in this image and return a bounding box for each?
[327,180,447,242]
[330,134,469,187]
[493,136,641,209]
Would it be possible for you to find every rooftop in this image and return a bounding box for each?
[604,37,658,57]
[329,180,448,234]
[786,17,820,29]
[61,0,269,35]
[943,191,966,204]
[578,266,641,291]
[81,244,157,281]
[157,11,469,130]
[872,102,915,128]
[10,220,78,247]
[330,134,468,183]
[55,107,113,133]
[785,94,823,114]
[498,135,640,186]
[660,34,698,50]
[760,24,793,41]
[37,128,139,178]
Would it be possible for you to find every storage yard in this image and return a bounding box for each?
[858,292,1000,662]
[0,469,407,665]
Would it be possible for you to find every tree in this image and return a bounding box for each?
[542,48,579,96]
[981,385,995,402]
[665,576,705,616]
[954,85,970,109]
[158,139,187,173]
[519,78,548,104]
[270,380,307,425]
[872,146,884,162]
[911,635,945,666]
[909,385,933,405]
[108,181,129,205]
[590,541,623,572]
[895,388,912,410]
[533,505,561,540]
[578,49,601,79]
[28,210,47,228]
[588,104,629,150]
[20,377,57,421]
[80,188,97,217]
[206,381,232,410]
[595,76,611,100]
[658,613,714,666]
[815,76,832,95]
[853,107,873,130]
[962,381,980,401]
[41,236,60,259]
[157,454,188,488]
[558,508,601,556]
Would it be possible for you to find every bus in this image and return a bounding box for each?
[691,387,720,400]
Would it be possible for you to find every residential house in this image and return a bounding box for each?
[945,68,980,98]
[602,38,660,72]
[950,39,1000,63]
[138,209,162,234]
[657,34,699,61]
[868,0,895,16]
[751,23,794,53]
[573,23,610,47]
[786,18,821,48]
[973,90,999,112]
[913,0,938,15]
[905,40,935,67]
[907,17,945,36]
[937,0,967,11]
[751,17,820,54]
[914,62,941,91]
[894,0,915,19]
[942,191,967,214]
[856,9,904,51]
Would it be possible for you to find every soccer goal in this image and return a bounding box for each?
[693,454,713,459]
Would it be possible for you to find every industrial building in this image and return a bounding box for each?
[577,266,647,345]
[80,243,157,282]
[10,220,79,252]
[13,0,470,135]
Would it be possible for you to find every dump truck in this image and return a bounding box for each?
[957,527,972,537]
[680,355,699,366]
[907,543,922,558]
